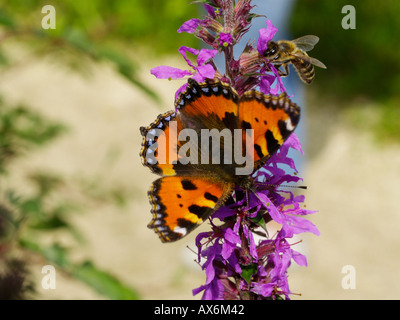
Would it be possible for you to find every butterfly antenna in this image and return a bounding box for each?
[246,188,250,211]
[256,182,308,190]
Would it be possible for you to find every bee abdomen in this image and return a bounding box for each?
[293,60,315,84]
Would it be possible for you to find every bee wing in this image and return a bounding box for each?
[292,35,320,52]
[309,57,327,69]
[292,52,327,69]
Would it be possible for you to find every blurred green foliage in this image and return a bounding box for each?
[291,0,400,102]
[0,0,199,102]
[0,0,198,52]
[0,100,140,299]
[0,100,66,173]
[291,0,400,142]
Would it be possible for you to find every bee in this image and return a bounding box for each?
[263,35,326,84]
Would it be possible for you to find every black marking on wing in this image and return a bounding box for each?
[181,179,197,190]
[265,130,279,155]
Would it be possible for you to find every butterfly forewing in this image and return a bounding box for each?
[237,91,300,170]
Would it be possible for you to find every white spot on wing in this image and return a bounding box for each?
[285,118,295,131]
[173,226,188,236]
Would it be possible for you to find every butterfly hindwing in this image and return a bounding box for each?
[148,176,234,242]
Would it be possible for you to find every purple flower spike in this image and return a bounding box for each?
[148,0,321,301]
[194,129,318,300]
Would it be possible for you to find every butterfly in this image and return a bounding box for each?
[140,78,300,243]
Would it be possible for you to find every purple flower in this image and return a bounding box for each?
[192,274,224,300]
[151,46,217,100]
[218,32,233,47]
[260,64,287,94]
[257,20,278,54]
[178,18,203,34]
[221,228,240,260]
[255,20,287,94]
[193,234,241,300]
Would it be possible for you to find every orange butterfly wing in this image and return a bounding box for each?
[176,78,239,132]
[147,176,233,242]
[237,91,300,169]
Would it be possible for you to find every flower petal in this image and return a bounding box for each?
[174,83,189,102]
[178,18,202,34]
[150,66,191,79]
[257,20,278,54]
[178,46,199,69]
[218,33,233,47]
[259,73,276,94]
[269,64,287,94]
[196,63,216,80]
[286,133,304,155]
[197,49,218,66]
[292,250,308,267]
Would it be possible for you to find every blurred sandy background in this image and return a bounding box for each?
[1,49,400,300]
[1,0,400,300]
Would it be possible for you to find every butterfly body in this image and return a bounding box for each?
[140,79,300,242]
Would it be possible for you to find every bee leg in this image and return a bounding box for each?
[280,64,290,77]
[274,64,289,77]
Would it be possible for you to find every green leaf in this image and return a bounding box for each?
[42,244,70,268]
[20,198,42,217]
[97,46,160,103]
[19,240,138,299]
[0,203,15,239]
[29,214,69,230]
[249,211,266,229]
[0,8,16,28]
[72,261,140,300]
[62,28,94,55]
[190,0,218,8]
[126,77,160,104]
[240,264,258,284]
[19,240,70,268]
[0,49,9,66]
